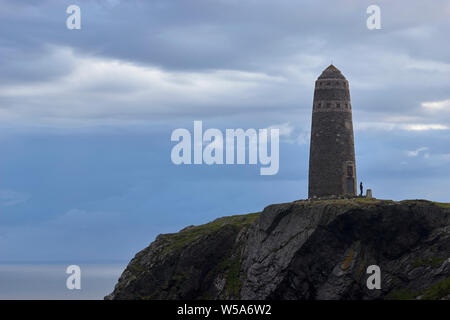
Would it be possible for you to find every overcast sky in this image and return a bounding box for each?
[0,0,449,264]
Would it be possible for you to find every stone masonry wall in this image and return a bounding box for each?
[308,66,357,198]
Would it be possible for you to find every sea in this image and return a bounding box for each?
[0,262,127,300]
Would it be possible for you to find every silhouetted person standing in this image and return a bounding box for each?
[360,182,363,196]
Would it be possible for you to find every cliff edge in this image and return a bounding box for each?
[106,198,450,300]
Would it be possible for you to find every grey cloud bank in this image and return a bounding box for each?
[0,0,449,130]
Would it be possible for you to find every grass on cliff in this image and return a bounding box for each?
[215,256,242,298]
[412,256,448,269]
[160,212,260,254]
[312,198,450,209]
[433,202,450,208]
[421,277,450,300]
[385,288,419,300]
[386,277,450,300]
[306,197,391,207]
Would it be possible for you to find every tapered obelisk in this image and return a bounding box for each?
[308,65,357,198]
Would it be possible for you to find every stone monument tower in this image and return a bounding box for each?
[308,65,357,198]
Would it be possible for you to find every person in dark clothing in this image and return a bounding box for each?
[360,182,363,196]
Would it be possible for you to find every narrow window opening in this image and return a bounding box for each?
[347,165,353,177]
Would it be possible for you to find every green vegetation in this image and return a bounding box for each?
[433,202,450,209]
[386,277,450,300]
[353,197,381,203]
[398,199,450,209]
[171,272,187,282]
[385,288,419,300]
[334,197,391,204]
[412,256,447,269]
[161,212,260,254]
[199,292,214,300]
[303,197,448,208]
[128,260,144,275]
[422,277,450,300]
[308,198,380,206]
[219,256,243,298]
[399,199,429,206]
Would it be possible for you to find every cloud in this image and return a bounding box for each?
[266,122,311,145]
[404,57,450,72]
[356,122,449,131]
[401,124,448,131]
[0,46,294,127]
[0,190,30,207]
[407,147,428,157]
[0,1,448,130]
[267,122,294,137]
[422,99,450,110]
[439,154,450,161]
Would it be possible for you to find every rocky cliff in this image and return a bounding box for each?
[106,198,450,300]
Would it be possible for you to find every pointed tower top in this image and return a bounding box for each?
[318,64,346,80]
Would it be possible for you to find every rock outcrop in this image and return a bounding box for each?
[106,199,450,300]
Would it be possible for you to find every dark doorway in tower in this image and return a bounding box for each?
[346,165,354,194]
